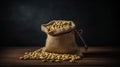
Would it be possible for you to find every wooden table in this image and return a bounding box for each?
[0,47,120,67]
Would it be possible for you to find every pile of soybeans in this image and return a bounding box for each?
[20,49,81,63]
[46,20,72,31]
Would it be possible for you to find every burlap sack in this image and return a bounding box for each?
[41,20,80,54]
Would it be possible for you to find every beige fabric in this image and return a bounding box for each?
[41,20,80,54]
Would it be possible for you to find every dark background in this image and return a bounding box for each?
[0,0,119,47]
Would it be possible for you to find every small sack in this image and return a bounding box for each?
[41,20,80,54]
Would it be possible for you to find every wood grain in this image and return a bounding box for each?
[0,47,120,66]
